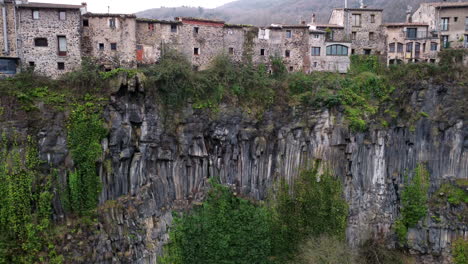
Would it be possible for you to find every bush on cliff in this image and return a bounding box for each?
[160,182,272,264]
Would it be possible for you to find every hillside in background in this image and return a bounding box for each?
[137,0,458,25]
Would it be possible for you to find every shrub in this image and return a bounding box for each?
[160,182,272,264]
[293,235,357,264]
[359,239,408,264]
[269,163,349,260]
[395,164,430,243]
[453,238,468,264]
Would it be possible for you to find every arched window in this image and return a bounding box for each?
[389,43,395,53]
[397,43,404,53]
[326,44,348,56]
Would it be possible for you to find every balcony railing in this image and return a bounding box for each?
[403,30,436,40]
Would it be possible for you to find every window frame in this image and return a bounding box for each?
[286,30,292,39]
[98,43,105,51]
[406,28,417,39]
[260,49,265,56]
[430,42,438,51]
[352,14,361,27]
[311,47,321,56]
[326,44,348,56]
[110,43,117,51]
[57,36,67,56]
[32,10,40,20]
[34,38,48,47]
[441,17,449,31]
[397,43,404,53]
[59,11,66,21]
[389,43,395,53]
[0,58,17,74]
[370,14,375,23]
[285,50,291,57]
[109,18,116,29]
[57,62,65,70]
[83,19,89,27]
[194,47,200,55]
[406,42,413,53]
[171,24,178,33]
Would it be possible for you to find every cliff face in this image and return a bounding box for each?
[19,76,467,263]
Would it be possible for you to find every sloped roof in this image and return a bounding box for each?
[315,24,344,29]
[429,2,468,8]
[384,22,428,27]
[84,13,137,18]
[18,2,83,9]
[176,17,225,24]
[136,18,180,24]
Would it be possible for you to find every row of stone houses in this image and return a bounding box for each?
[0,0,467,78]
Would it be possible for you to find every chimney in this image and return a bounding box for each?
[406,5,413,23]
[80,2,87,15]
[360,0,364,8]
[311,13,316,24]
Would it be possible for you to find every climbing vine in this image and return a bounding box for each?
[66,100,107,215]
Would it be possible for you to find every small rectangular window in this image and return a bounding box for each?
[397,43,403,53]
[369,32,375,40]
[109,18,116,28]
[260,49,265,56]
[29,61,35,67]
[58,36,67,56]
[454,17,458,22]
[194,27,199,34]
[32,10,40,20]
[34,38,48,47]
[370,14,375,23]
[229,47,234,55]
[441,18,449,31]
[406,42,413,53]
[59,11,66,21]
[352,32,356,40]
[389,43,395,53]
[148,23,154,31]
[57,62,65,70]
[99,43,104,50]
[313,62,317,67]
[352,14,361,27]
[285,50,290,57]
[111,43,117,50]
[311,47,321,56]
[314,34,319,39]
[430,42,438,51]
[289,66,293,72]
[83,19,89,27]
[194,47,199,55]
[286,30,292,38]
[171,24,177,33]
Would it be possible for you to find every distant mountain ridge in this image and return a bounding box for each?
[137,0,459,26]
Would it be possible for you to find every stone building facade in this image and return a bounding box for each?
[0,1,467,77]
[83,13,137,69]
[412,2,468,49]
[384,23,440,65]
[329,7,385,56]
[0,0,20,75]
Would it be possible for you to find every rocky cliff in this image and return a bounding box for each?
[3,73,466,263]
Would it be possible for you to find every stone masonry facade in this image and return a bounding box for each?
[0,0,467,78]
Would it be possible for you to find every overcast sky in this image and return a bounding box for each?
[33,0,233,14]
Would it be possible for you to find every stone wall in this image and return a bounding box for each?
[0,2,19,58]
[83,14,137,69]
[17,7,82,78]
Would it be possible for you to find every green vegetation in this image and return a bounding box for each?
[436,183,468,206]
[66,101,107,215]
[453,238,468,264]
[160,181,272,264]
[395,164,430,243]
[359,239,412,264]
[161,164,349,263]
[0,136,63,263]
[293,235,357,264]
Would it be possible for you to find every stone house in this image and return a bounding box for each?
[384,22,440,65]
[412,2,468,49]
[0,0,20,75]
[329,7,385,56]
[82,13,137,70]
[16,1,84,78]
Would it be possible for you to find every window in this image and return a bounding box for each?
[326,44,348,56]
[415,42,421,57]
[311,47,320,56]
[259,29,266,38]
[389,43,395,53]
[148,23,154,31]
[111,43,117,50]
[99,43,104,50]
[406,28,417,39]
[430,42,438,51]
[285,50,290,57]
[289,66,293,72]
[351,49,355,54]
[454,17,458,22]
[229,47,234,55]
[441,18,449,31]
[59,11,66,20]
[364,49,371,55]
[352,14,361,27]
[194,27,199,34]
[34,38,48,47]
[58,36,67,56]
[352,32,356,40]
[314,34,319,39]
[32,10,40,20]
[29,61,35,67]
[406,42,413,53]
[57,62,65,70]
[326,30,334,41]
[83,19,89,27]
[109,18,116,28]
[466,17,468,31]
[313,62,317,67]
[260,49,265,56]
[369,32,375,40]
[422,43,426,52]
[370,14,375,23]
[194,47,199,55]
[442,35,449,48]
[397,43,404,53]
[0,59,17,74]
[286,30,292,38]
[171,24,177,33]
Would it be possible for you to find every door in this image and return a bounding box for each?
[415,42,420,58]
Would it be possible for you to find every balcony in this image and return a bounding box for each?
[403,30,436,40]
